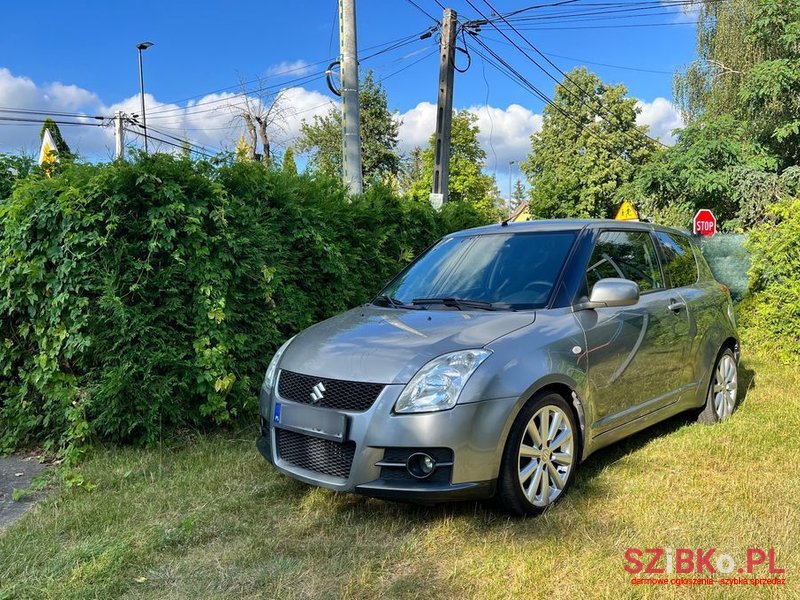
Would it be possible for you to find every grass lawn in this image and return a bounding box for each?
[1,352,798,599]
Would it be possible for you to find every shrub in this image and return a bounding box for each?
[0,156,490,458]
[740,198,800,362]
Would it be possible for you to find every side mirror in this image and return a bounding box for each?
[574,278,640,311]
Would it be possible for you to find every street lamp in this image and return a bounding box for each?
[136,41,154,154]
[508,160,516,204]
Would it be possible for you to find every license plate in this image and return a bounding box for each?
[272,402,347,442]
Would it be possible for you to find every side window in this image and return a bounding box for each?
[654,231,698,288]
[586,230,664,294]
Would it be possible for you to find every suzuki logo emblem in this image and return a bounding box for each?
[310,382,326,403]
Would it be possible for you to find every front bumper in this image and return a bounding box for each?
[258,384,518,503]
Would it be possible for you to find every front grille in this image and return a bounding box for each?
[278,370,384,411]
[276,428,355,479]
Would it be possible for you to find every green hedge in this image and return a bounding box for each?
[0,156,491,457]
[740,198,800,362]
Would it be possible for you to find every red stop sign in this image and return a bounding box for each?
[693,209,717,236]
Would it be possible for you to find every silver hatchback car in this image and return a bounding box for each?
[258,220,739,515]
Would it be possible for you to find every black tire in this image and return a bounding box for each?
[495,392,580,516]
[697,348,738,425]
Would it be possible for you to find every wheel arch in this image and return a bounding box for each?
[503,375,588,465]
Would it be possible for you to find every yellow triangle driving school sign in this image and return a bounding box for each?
[615,200,639,221]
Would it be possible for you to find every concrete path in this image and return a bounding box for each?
[0,453,45,532]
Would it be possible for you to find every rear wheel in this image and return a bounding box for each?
[697,348,738,425]
[495,392,579,516]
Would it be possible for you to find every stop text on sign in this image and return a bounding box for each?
[693,209,717,236]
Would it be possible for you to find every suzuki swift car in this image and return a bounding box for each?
[257,220,738,515]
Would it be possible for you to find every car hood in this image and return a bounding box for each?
[279,305,536,384]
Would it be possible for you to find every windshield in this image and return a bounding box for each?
[378,231,577,310]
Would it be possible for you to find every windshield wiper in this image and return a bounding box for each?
[372,295,411,309]
[411,297,497,311]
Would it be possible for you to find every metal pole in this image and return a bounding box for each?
[430,8,458,209]
[115,111,125,160]
[137,48,148,154]
[339,0,363,194]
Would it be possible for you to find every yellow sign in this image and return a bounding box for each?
[38,129,59,177]
[615,200,639,221]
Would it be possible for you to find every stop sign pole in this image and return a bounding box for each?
[693,209,717,236]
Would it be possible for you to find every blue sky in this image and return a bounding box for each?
[0,0,698,178]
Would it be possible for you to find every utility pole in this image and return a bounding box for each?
[114,111,125,160]
[339,0,363,194]
[430,8,458,209]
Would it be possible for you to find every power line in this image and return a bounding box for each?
[0,107,108,121]
[146,30,430,122]
[156,31,431,110]
[465,35,623,154]
[0,115,107,127]
[124,126,216,159]
[493,21,701,30]
[466,0,666,149]
[403,0,439,23]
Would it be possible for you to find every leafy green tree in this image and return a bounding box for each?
[675,0,800,167]
[521,68,656,219]
[635,117,779,229]
[0,153,35,200]
[411,111,498,216]
[296,71,400,184]
[39,118,72,159]
[282,146,297,176]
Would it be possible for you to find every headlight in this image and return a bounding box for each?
[262,336,295,394]
[394,349,492,414]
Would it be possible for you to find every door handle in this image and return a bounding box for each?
[667,298,686,312]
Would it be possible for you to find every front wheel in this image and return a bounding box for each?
[495,393,579,516]
[697,348,738,425]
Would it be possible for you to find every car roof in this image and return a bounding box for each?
[451,218,691,238]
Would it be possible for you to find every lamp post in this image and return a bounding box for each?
[136,41,154,154]
[508,160,516,205]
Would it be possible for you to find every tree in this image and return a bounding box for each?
[234,134,252,162]
[282,146,297,176]
[635,117,779,229]
[410,111,498,215]
[39,118,72,159]
[296,71,401,184]
[232,76,289,165]
[511,179,526,209]
[521,68,656,219]
[675,0,800,168]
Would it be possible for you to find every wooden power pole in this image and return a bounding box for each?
[430,8,458,209]
[339,0,363,194]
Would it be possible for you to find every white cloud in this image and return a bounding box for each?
[466,103,543,171]
[0,66,336,159]
[636,97,684,144]
[265,59,314,77]
[397,101,542,174]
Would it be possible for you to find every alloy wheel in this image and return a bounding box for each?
[518,404,574,507]
[713,354,738,420]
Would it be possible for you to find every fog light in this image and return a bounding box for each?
[407,452,436,479]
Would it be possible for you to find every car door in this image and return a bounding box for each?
[576,229,690,434]
[652,230,703,392]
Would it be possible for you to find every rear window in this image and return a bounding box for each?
[654,231,698,288]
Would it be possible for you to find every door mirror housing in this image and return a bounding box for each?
[574,278,640,311]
